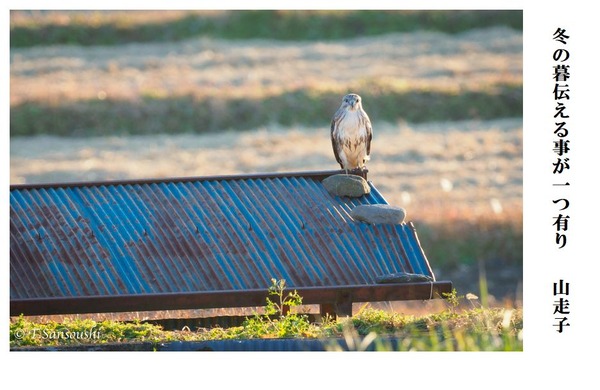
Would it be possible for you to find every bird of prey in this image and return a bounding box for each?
[330,93,373,174]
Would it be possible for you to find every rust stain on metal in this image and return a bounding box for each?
[11,170,448,315]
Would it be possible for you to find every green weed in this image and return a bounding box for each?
[10,280,522,351]
[239,278,314,339]
[10,315,163,347]
[330,305,522,351]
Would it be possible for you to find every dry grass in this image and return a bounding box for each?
[10,23,522,136]
[10,26,521,106]
[10,10,226,28]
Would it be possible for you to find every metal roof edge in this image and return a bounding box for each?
[10,169,369,190]
[11,281,453,316]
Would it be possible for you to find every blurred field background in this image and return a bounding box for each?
[10,10,523,317]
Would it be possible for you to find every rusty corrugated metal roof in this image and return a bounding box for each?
[10,170,442,314]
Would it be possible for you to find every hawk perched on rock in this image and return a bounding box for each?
[330,93,373,173]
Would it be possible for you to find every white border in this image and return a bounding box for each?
[4,1,598,388]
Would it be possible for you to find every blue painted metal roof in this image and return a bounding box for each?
[10,171,436,301]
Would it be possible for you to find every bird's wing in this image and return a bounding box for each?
[330,117,343,168]
[364,113,373,157]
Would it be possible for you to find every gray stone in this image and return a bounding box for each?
[375,272,433,284]
[322,174,370,198]
[350,204,406,225]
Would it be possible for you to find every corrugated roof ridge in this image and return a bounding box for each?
[10,169,358,190]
